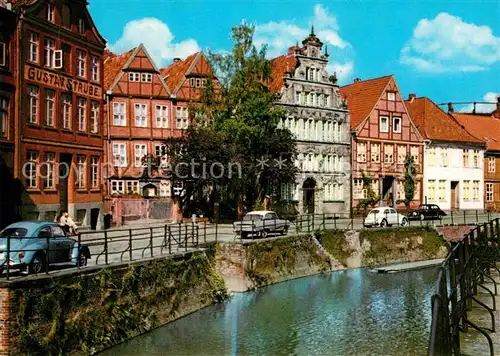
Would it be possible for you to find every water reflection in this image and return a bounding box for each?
[100,268,437,356]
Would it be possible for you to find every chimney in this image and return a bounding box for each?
[447,102,454,113]
[408,93,416,102]
[173,58,181,63]
[353,78,361,83]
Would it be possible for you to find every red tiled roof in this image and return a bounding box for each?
[103,48,135,90]
[339,75,393,128]
[451,113,500,151]
[269,54,298,93]
[160,52,200,94]
[405,97,483,144]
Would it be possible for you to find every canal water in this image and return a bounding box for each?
[100,268,437,356]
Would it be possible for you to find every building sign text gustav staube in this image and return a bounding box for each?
[25,65,102,100]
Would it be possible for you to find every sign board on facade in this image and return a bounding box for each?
[25,65,102,100]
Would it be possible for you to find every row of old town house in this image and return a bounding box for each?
[0,0,500,229]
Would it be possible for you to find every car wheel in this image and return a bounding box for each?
[261,230,268,239]
[78,252,88,267]
[241,232,248,239]
[29,253,46,274]
[401,218,409,227]
[420,214,425,221]
[380,219,388,228]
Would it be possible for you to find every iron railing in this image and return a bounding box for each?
[428,218,500,356]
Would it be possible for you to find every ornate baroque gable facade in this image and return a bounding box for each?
[271,28,351,216]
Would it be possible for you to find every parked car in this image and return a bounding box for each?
[363,207,409,228]
[407,204,447,221]
[233,211,289,239]
[0,221,91,275]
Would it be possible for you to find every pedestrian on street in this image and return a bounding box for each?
[56,211,78,236]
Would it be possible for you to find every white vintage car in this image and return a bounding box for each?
[363,207,409,228]
[233,211,289,239]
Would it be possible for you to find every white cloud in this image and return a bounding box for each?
[109,18,200,67]
[254,4,353,81]
[401,13,500,73]
[459,92,500,113]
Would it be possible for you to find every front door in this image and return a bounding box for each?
[59,153,72,213]
[303,178,316,214]
[450,181,459,210]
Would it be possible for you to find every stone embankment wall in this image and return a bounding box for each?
[215,226,452,292]
[0,246,226,356]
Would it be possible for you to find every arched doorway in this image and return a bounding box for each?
[303,178,316,214]
[142,183,157,197]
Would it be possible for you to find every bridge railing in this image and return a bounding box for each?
[428,218,500,356]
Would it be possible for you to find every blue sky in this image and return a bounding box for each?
[89,0,500,112]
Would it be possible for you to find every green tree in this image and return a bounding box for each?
[402,155,417,208]
[160,23,298,219]
[355,172,380,214]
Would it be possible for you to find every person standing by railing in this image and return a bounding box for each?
[55,211,78,236]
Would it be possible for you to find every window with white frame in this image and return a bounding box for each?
[78,18,85,34]
[43,152,55,189]
[295,92,300,104]
[141,73,152,83]
[397,145,406,164]
[371,143,380,162]
[379,116,389,132]
[44,38,55,67]
[134,144,147,167]
[396,180,404,200]
[462,149,469,168]
[463,180,470,201]
[428,180,436,201]
[91,156,99,189]
[428,147,436,166]
[0,97,7,138]
[111,180,125,195]
[90,101,99,133]
[440,148,449,167]
[308,92,314,106]
[77,156,86,189]
[393,117,401,133]
[134,103,147,127]
[387,92,396,101]
[112,143,127,167]
[438,180,446,202]
[77,50,86,77]
[28,32,39,63]
[489,157,496,173]
[472,180,480,201]
[280,183,294,201]
[371,179,379,195]
[91,56,99,82]
[154,144,167,158]
[128,72,140,82]
[486,183,494,202]
[160,181,170,197]
[61,94,72,130]
[411,146,419,163]
[26,151,38,188]
[126,181,139,194]
[155,105,168,128]
[473,150,480,168]
[28,85,39,124]
[324,183,341,201]
[77,98,86,131]
[46,3,55,22]
[45,90,55,127]
[176,107,188,129]
[353,179,365,199]
[335,122,342,142]
[384,144,394,164]
[113,102,126,126]
[357,142,366,162]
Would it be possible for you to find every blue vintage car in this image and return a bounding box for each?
[0,221,91,275]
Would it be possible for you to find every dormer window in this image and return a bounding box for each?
[47,3,55,23]
[387,92,396,101]
[78,18,85,34]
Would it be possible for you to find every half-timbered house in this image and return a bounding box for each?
[340,75,424,209]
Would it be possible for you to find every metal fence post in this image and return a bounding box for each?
[104,231,108,265]
[215,220,218,242]
[463,210,466,225]
[451,210,454,225]
[178,222,182,249]
[184,225,188,252]
[196,225,199,247]
[204,221,207,243]
[334,213,337,230]
[168,225,172,254]
[150,227,154,257]
[6,236,10,280]
[476,210,479,224]
[129,229,133,261]
[46,235,50,274]
[77,233,82,268]
[191,222,195,245]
